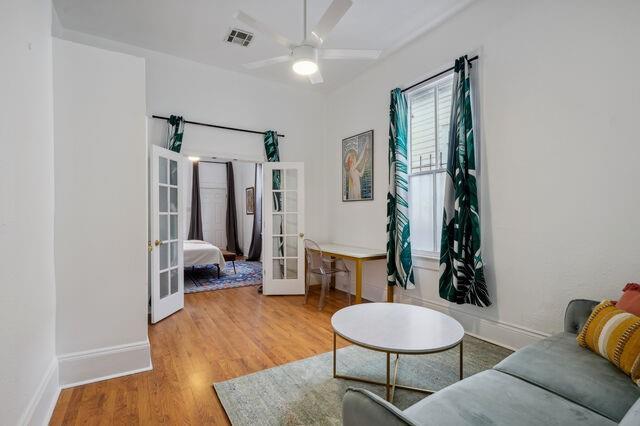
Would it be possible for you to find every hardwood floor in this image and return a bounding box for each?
[50,285,351,425]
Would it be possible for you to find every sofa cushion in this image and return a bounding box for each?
[619,397,640,426]
[402,370,614,426]
[494,332,640,422]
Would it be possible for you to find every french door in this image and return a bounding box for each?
[262,162,305,295]
[150,145,184,323]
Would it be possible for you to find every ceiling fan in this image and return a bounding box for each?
[234,0,381,84]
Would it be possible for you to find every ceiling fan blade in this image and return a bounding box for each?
[243,55,291,69]
[234,11,293,48]
[308,71,324,84]
[319,49,381,60]
[310,0,353,44]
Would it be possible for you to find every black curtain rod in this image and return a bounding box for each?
[152,115,285,138]
[402,55,479,93]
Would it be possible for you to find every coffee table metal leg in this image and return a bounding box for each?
[459,340,464,380]
[333,332,337,378]
[333,334,436,400]
[385,352,390,401]
[389,353,400,402]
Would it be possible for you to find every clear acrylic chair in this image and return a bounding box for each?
[304,239,351,310]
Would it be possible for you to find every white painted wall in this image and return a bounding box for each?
[233,162,257,255]
[325,0,640,349]
[53,39,151,384]
[0,1,59,424]
[54,28,329,244]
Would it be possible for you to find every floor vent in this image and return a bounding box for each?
[226,29,253,47]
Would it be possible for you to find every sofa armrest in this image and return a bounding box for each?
[564,299,598,334]
[342,388,418,426]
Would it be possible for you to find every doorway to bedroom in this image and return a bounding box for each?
[183,156,263,294]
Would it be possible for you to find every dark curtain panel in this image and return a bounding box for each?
[225,162,242,255]
[187,161,203,240]
[246,163,263,261]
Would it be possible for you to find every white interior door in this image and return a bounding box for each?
[150,145,184,323]
[201,186,227,247]
[263,162,305,295]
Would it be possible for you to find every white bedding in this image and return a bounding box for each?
[183,240,226,269]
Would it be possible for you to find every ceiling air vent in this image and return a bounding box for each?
[226,28,253,47]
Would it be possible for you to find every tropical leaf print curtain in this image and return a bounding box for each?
[386,88,415,290]
[166,115,184,153]
[264,130,284,261]
[264,130,282,214]
[439,56,491,307]
[264,130,281,162]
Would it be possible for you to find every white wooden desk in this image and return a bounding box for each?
[314,243,392,304]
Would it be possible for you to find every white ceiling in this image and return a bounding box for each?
[53,0,472,92]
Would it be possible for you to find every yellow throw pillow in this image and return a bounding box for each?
[577,300,640,384]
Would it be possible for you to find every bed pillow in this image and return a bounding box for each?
[577,300,640,384]
[617,283,640,316]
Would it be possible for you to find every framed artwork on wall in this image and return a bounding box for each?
[246,187,255,215]
[342,130,374,201]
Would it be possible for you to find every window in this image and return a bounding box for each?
[408,73,454,256]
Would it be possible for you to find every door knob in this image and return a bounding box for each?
[299,233,305,238]
[155,239,163,246]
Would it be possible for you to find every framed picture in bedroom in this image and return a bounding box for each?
[342,130,373,201]
[246,187,255,215]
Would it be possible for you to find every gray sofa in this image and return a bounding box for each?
[342,299,640,425]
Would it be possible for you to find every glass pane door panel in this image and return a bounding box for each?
[170,242,178,267]
[170,268,178,294]
[273,259,284,279]
[169,160,178,185]
[272,170,282,190]
[285,236,297,257]
[159,186,168,213]
[170,214,178,239]
[272,236,284,257]
[272,192,283,212]
[159,157,168,184]
[285,169,298,189]
[159,215,168,241]
[273,214,283,235]
[160,244,168,270]
[285,214,297,235]
[285,259,298,279]
[160,271,169,299]
[285,191,297,213]
[170,187,178,212]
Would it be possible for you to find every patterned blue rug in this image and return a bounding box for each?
[184,260,262,294]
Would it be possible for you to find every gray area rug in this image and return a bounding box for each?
[214,335,512,425]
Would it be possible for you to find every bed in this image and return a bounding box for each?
[183,240,226,277]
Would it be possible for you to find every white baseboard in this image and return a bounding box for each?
[397,293,549,351]
[58,339,152,388]
[336,282,549,351]
[19,357,60,426]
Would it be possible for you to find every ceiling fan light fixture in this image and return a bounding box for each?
[291,45,318,75]
[292,59,318,75]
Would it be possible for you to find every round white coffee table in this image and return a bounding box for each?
[331,303,464,402]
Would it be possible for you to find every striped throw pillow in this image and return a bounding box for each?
[577,300,640,384]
